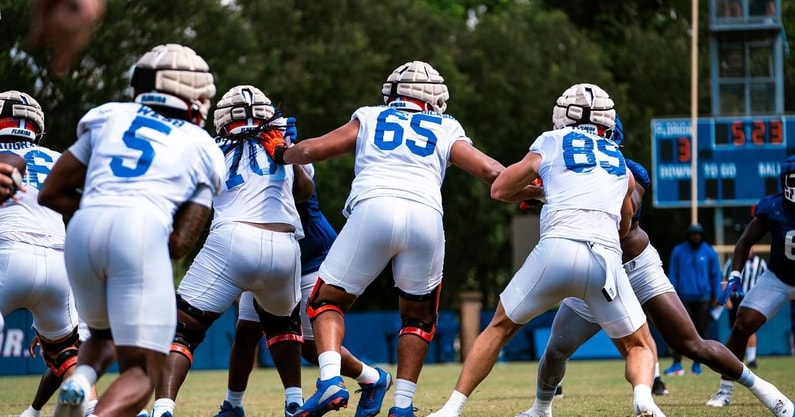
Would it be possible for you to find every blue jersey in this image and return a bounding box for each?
[626,159,651,223]
[754,193,795,285]
[297,191,337,275]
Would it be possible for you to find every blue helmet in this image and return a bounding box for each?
[781,155,795,203]
[626,159,651,189]
[611,114,624,145]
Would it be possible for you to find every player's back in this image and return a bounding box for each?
[211,136,302,236]
[345,105,471,216]
[754,193,795,284]
[0,142,64,247]
[75,102,224,228]
[534,126,628,248]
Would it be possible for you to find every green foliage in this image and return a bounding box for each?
[2,0,793,310]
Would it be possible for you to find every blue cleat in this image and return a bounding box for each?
[212,401,245,417]
[53,380,89,417]
[355,367,393,417]
[294,376,349,417]
[691,362,703,375]
[135,410,150,417]
[663,362,684,376]
[285,402,302,417]
[387,405,418,417]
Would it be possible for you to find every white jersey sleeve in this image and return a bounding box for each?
[531,127,629,249]
[0,143,65,248]
[73,102,226,231]
[209,137,303,238]
[342,105,471,217]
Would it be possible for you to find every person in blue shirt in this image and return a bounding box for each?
[664,223,722,376]
[706,155,795,410]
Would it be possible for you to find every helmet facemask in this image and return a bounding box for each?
[784,172,795,204]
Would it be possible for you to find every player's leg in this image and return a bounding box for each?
[297,198,394,416]
[430,238,573,417]
[153,224,249,417]
[211,292,262,417]
[516,299,601,417]
[703,271,795,415]
[297,272,391,417]
[55,208,115,417]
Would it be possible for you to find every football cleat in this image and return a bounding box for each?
[691,363,702,375]
[387,405,418,417]
[53,379,89,417]
[355,367,393,417]
[663,363,684,376]
[515,408,552,417]
[285,401,301,417]
[212,401,245,417]
[294,376,349,417]
[706,388,733,407]
[652,377,669,396]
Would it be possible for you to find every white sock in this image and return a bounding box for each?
[85,400,98,416]
[152,398,176,417]
[22,406,40,417]
[394,379,417,409]
[355,364,381,385]
[720,379,735,392]
[654,362,660,379]
[72,364,98,386]
[318,351,342,381]
[633,384,653,407]
[226,389,245,408]
[439,390,468,416]
[285,387,303,406]
[746,347,757,362]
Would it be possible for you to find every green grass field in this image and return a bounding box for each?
[2,357,794,416]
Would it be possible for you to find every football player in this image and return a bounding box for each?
[704,155,795,416]
[428,83,665,417]
[39,43,225,417]
[258,61,531,417]
[516,122,793,417]
[150,85,313,417]
[0,90,86,417]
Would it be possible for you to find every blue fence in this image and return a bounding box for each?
[2,303,791,376]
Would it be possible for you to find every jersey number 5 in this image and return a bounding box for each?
[110,116,170,178]
[562,132,626,176]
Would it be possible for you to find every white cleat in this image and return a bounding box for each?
[53,380,90,417]
[634,401,666,417]
[705,388,733,407]
[515,408,552,417]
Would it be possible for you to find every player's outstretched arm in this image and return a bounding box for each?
[729,217,767,273]
[450,141,504,185]
[38,151,86,216]
[268,120,359,165]
[490,151,541,203]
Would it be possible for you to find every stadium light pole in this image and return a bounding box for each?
[690,0,699,226]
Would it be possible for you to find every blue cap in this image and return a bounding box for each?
[687,223,704,235]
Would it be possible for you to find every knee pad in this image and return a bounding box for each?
[171,296,221,365]
[397,285,441,344]
[253,302,303,348]
[306,279,346,322]
[34,327,80,377]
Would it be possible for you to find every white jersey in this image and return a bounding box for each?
[210,137,303,238]
[532,126,629,249]
[343,105,471,217]
[0,142,65,249]
[69,102,226,229]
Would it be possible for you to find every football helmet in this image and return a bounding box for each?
[382,61,449,113]
[552,83,615,132]
[213,85,276,136]
[0,90,45,143]
[130,43,216,127]
[780,155,795,203]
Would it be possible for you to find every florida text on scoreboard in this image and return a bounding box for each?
[651,116,795,208]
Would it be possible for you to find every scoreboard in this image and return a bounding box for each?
[651,116,795,208]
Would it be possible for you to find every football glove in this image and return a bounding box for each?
[717,271,744,306]
[519,177,546,210]
[259,129,287,164]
